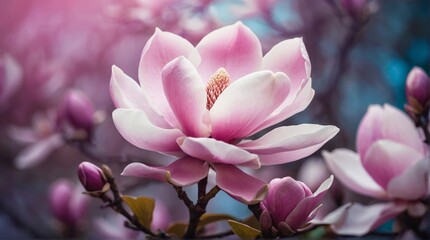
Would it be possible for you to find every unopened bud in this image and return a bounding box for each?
[406,67,430,109]
[49,179,88,227]
[59,90,95,131]
[78,161,106,192]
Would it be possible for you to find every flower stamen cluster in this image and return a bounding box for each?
[206,68,230,110]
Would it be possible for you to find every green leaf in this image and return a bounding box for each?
[198,213,236,230]
[228,220,261,240]
[165,213,236,238]
[166,222,188,238]
[242,215,261,230]
[122,195,155,229]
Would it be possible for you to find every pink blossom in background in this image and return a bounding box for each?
[9,110,64,169]
[111,22,339,204]
[49,179,89,228]
[322,104,429,235]
[0,54,22,110]
[8,89,100,169]
[231,0,280,20]
[109,0,219,44]
[260,176,333,236]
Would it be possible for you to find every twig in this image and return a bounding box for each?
[417,113,430,144]
[248,203,262,221]
[200,230,234,239]
[174,178,221,239]
[101,167,156,237]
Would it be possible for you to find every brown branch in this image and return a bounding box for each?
[174,178,221,239]
[100,166,156,237]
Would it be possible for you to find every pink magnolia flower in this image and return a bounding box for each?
[260,176,333,236]
[111,22,339,204]
[322,104,429,235]
[9,89,100,169]
[9,110,64,169]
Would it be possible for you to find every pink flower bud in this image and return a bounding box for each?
[49,179,88,227]
[406,67,430,108]
[260,176,333,235]
[59,90,95,131]
[77,161,106,192]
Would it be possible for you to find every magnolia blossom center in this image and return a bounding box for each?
[206,68,231,110]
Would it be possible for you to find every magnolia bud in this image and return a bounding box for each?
[260,176,333,235]
[406,67,430,109]
[59,90,95,131]
[78,161,106,192]
[49,179,88,227]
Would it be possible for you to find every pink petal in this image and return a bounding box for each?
[256,79,314,131]
[363,140,424,190]
[112,109,184,156]
[110,65,169,128]
[322,149,387,199]
[320,202,407,236]
[238,124,339,165]
[161,57,210,137]
[213,163,268,204]
[380,104,425,154]
[138,28,200,121]
[386,157,429,200]
[177,137,260,169]
[357,104,425,159]
[210,71,290,142]
[196,22,262,82]
[262,37,311,95]
[122,157,209,186]
[356,105,384,159]
[15,134,63,169]
[285,176,333,230]
[0,54,22,106]
[49,179,73,224]
[69,186,89,224]
[8,126,39,144]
